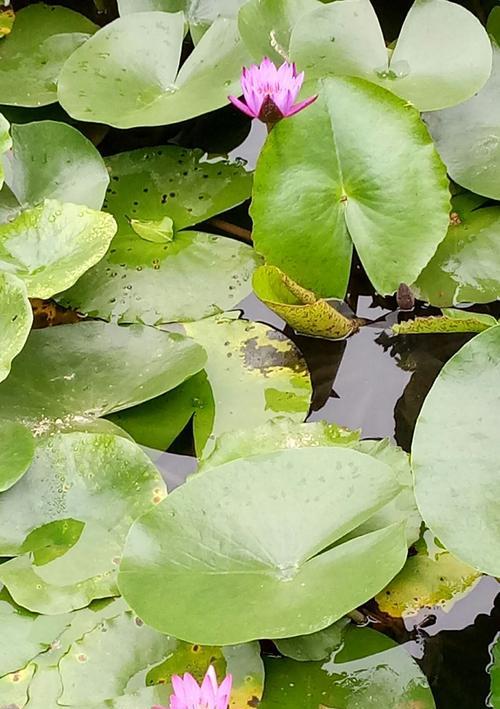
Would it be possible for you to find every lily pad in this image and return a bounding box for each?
[412,325,500,575]
[58,11,249,128]
[0,199,117,299]
[251,76,449,298]
[424,43,500,200]
[0,4,97,107]
[261,625,435,708]
[490,634,500,709]
[0,663,34,707]
[0,431,166,613]
[0,112,11,190]
[238,0,321,65]
[253,265,359,339]
[376,535,481,618]
[414,206,500,307]
[274,617,350,662]
[183,315,312,455]
[59,145,257,325]
[290,0,492,112]
[0,271,32,383]
[3,120,109,210]
[0,321,206,434]
[393,310,498,334]
[119,446,407,644]
[0,419,34,492]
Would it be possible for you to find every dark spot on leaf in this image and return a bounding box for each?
[248,696,260,707]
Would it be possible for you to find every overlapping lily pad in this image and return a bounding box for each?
[58,11,249,127]
[0,419,34,492]
[183,315,312,454]
[119,446,407,644]
[0,431,167,613]
[251,76,450,297]
[412,326,500,576]
[0,199,117,298]
[376,535,481,618]
[0,112,11,190]
[274,617,350,662]
[0,4,97,107]
[3,120,109,210]
[289,0,492,112]
[0,271,32,383]
[425,43,500,200]
[0,321,206,433]
[261,625,435,708]
[59,146,257,325]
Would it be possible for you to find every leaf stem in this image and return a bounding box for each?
[208,218,253,244]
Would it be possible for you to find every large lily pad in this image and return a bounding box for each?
[251,76,449,298]
[0,419,34,492]
[290,0,492,112]
[0,271,32,383]
[119,446,407,644]
[0,431,167,613]
[183,315,312,455]
[0,321,206,433]
[59,145,257,325]
[260,625,435,708]
[3,120,109,210]
[412,326,500,576]
[0,4,97,107]
[0,199,117,298]
[58,11,249,128]
[425,43,500,200]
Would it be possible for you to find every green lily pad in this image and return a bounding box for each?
[0,431,166,613]
[0,663,34,707]
[274,617,350,662]
[58,11,249,128]
[412,325,500,575]
[119,446,407,644]
[253,265,359,339]
[290,0,492,112]
[251,76,449,298]
[490,634,500,709]
[0,419,34,492]
[425,43,500,200]
[0,321,206,434]
[3,120,109,210]
[376,534,481,618]
[183,315,312,455]
[0,199,117,299]
[0,4,97,107]
[0,271,32,383]
[238,0,321,64]
[0,112,11,190]
[261,625,435,708]
[414,206,500,307]
[200,420,361,470]
[107,371,212,452]
[59,145,257,325]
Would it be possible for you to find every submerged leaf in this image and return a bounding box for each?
[412,325,500,575]
[253,265,359,339]
[251,76,449,298]
[261,625,435,708]
[119,446,407,644]
[0,4,97,107]
[0,199,117,299]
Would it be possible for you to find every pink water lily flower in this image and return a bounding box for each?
[153,665,232,709]
[229,57,317,126]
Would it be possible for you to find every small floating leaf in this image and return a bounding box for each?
[392,310,498,335]
[130,215,174,243]
[253,265,359,339]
